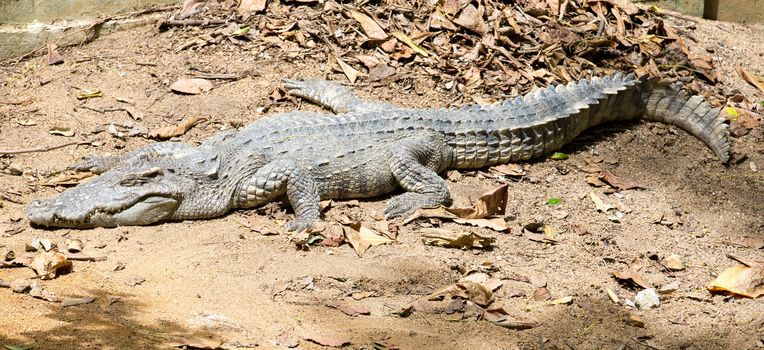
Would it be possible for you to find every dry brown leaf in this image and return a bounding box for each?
[482,307,539,329]
[47,43,64,65]
[343,222,392,256]
[429,9,458,31]
[29,285,60,302]
[441,0,467,15]
[247,214,279,235]
[585,174,607,187]
[524,295,574,310]
[168,334,224,349]
[335,57,363,84]
[125,105,144,121]
[42,172,95,187]
[148,116,204,139]
[390,32,430,57]
[355,54,381,68]
[736,63,764,92]
[318,223,345,247]
[533,287,551,301]
[238,0,267,16]
[49,126,75,137]
[125,274,146,287]
[490,164,525,177]
[707,262,764,298]
[453,4,488,35]
[426,281,494,307]
[402,207,458,224]
[528,272,547,287]
[462,66,482,89]
[169,78,214,94]
[420,228,494,249]
[29,251,71,280]
[351,291,375,300]
[5,252,36,267]
[446,184,508,219]
[612,269,652,289]
[348,10,387,41]
[599,171,645,190]
[453,217,509,232]
[729,236,764,249]
[589,192,614,212]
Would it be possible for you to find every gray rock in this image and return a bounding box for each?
[635,288,661,310]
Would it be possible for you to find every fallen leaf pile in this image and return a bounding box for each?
[161,0,739,106]
[1,237,106,306]
[401,272,556,330]
[404,184,510,232]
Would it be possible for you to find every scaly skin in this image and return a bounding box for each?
[26,72,730,230]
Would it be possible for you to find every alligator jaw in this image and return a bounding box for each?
[27,195,180,228]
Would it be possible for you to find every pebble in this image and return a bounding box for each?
[7,163,23,176]
[635,288,660,310]
[626,313,645,328]
[663,254,686,271]
[658,281,680,294]
[10,278,32,293]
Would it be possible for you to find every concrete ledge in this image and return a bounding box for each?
[0,0,176,61]
[0,0,177,24]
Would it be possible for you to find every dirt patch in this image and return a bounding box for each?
[1,2,763,350]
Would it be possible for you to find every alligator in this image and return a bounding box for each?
[27,72,730,230]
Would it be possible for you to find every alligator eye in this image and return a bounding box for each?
[119,178,137,187]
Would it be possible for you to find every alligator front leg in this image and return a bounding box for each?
[236,159,320,232]
[284,78,391,113]
[69,142,193,174]
[384,133,453,219]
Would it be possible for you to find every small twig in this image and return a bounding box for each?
[660,11,700,23]
[64,253,107,262]
[0,140,91,155]
[162,19,227,27]
[0,97,34,105]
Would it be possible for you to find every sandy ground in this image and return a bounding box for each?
[0,5,763,350]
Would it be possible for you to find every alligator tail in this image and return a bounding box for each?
[637,77,730,163]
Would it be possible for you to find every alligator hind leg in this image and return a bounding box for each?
[284,78,392,113]
[69,142,193,174]
[384,133,452,219]
[235,159,321,232]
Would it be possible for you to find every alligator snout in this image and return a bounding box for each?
[27,198,57,226]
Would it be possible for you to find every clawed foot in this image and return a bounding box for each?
[384,192,447,219]
[283,78,340,99]
[283,218,318,233]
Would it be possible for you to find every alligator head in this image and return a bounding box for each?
[27,145,263,228]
